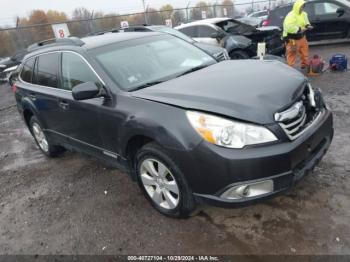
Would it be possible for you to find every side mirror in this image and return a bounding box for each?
[336,7,345,17]
[72,82,100,100]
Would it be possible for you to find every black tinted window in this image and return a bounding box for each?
[198,25,217,37]
[35,53,60,88]
[20,58,35,83]
[314,2,340,15]
[271,6,290,20]
[61,52,101,90]
[179,26,197,37]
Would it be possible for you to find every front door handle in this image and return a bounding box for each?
[58,100,69,110]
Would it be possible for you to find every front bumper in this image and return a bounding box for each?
[188,109,333,207]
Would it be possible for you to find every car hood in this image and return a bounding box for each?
[132,60,306,125]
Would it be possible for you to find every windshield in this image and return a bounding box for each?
[153,26,195,43]
[216,19,255,34]
[91,34,216,91]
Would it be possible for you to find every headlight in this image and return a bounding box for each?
[186,111,277,149]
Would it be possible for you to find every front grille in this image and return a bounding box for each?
[279,103,307,139]
[275,84,323,140]
[214,51,227,61]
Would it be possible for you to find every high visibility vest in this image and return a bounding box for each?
[283,0,310,38]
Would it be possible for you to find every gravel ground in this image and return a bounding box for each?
[0,44,349,255]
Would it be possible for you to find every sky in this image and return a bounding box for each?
[0,0,212,26]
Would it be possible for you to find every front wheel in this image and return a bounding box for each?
[135,142,196,218]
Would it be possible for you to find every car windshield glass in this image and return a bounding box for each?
[216,19,254,34]
[153,26,195,43]
[91,34,216,91]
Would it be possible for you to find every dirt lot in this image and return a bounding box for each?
[0,44,349,255]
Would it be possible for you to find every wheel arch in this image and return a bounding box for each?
[123,134,155,180]
[121,127,190,180]
[125,135,154,162]
[21,97,47,129]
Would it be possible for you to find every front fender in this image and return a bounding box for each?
[119,116,189,157]
[118,99,202,158]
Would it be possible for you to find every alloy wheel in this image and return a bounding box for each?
[140,158,180,210]
[32,122,49,152]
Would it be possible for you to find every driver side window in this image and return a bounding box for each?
[61,52,102,91]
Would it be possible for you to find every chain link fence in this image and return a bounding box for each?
[0,1,291,58]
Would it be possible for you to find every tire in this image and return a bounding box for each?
[135,142,196,218]
[29,116,64,157]
[229,49,250,60]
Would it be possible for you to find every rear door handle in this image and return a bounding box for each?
[58,100,69,110]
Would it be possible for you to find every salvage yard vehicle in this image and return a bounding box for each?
[14,34,333,218]
[244,10,270,27]
[264,0,350,42]
[0,50,27,82]
[122,25,230,61]
[247,10,270,20]
[90,25,229,62]
[175,17,285,59]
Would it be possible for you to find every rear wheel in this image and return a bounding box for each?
[29,116,64,157]
[135,142,196,218]
[229,49,250,60]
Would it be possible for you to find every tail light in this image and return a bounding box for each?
[262,19,270,26]
[12,83,17,93]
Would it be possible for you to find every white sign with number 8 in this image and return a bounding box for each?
[51,23,70,39]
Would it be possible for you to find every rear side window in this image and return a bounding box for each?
[20,58,35,83]
[179,26,197,37]
[34,53,60,88]
[198,25,217,37]
[314,2,340,15]
[61,52,102,90]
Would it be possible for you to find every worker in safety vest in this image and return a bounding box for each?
[283,0,313,68]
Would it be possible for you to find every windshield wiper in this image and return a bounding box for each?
[176,64,210,78]
[130,64,212,91]
[130,80,165,91]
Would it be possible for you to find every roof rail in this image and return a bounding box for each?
[27,37,85,52]
[87,29,120,36]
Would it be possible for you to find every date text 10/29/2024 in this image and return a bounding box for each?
[127,256,220,261]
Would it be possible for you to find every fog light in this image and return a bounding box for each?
[221,180,274,200]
